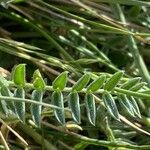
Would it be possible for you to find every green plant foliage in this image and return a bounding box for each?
[12,64,26,87]
[72,73,91,92]
[0,65,148,126]
[121,77,141,90]
[102,91,120,121]
[68,91,81,124]
[118,94,135,117]
[87,75,106,92]
[0,92,8,115]
[0,0,150,148]
[52,90,65,125]
[0,76,9,87]
[85,93,96,125]
[0,57,149,150]
[31,90,43,127]
[33,70,45,91]
[14,88,25,122]
[52,71,68,90]
[128,96,141,118]
[1,86,15,113]
[130,82,146,91]
[104,71,124,91]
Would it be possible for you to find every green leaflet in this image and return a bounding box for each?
[14,88,25,123]
[85,93,96,125]
[104,71,123,91]
[72,73,90,92]
[51,90,65,125]
[52,71,68,90]
[74,142,88,150]
[1,86,16,114]
[0,92,8,115]
[128,96,141,118]
[33,70,45,91]
[68,92,80,124]
[118,94,135,117]
[31,90,43,127]
[0,75,9,87]
[130,82,146,91]
[121,77,141,90]
[12,64,26,87]
[0,75,9,115]
[102,91,120,121]
[87,75,106,92]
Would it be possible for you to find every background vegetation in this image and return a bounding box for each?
[0,0,150,149]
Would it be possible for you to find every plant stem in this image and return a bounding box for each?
[0,95,64,110]
[7,81,150,100]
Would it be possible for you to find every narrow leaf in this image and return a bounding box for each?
[1,86,15,114]
[52,71,68,90]
[85,93,96,125]
[102,91,120,121]
[33,70,45,91]
[129,96,141,118]
[130,82,146,91]
[87,75,106,92]
[68,92,80,124]
[13,64,26,87]
[0,76,9,87]
[72,73,90,92]
[118,94,135,117]
[14,88,25,122]
[0,92,8,115]
[31,90,43,127]
[121,77,141,90]
[104,71,123,91]
[51,90,65,124]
